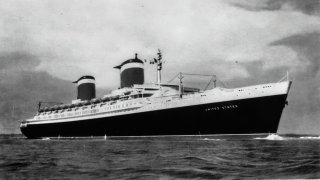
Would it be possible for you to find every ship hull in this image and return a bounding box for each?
[20,94,288,138]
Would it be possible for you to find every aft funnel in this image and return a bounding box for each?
[73,75,96,101]
[114,53,144,88]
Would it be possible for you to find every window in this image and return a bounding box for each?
[144,88,158,91]
[143,94,153,97]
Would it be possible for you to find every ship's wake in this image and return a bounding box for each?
[254,134,320,141]
[299,136,320,139]
[254,134,285,140]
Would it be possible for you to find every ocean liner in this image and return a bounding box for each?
[20,51,292,138]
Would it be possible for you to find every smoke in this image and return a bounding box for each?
[224,32,320,134]
[0,52,39,71]
[0,51,76,134]
[271,32,320,134]
[229,0,320,16]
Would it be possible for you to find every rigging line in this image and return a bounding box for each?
[204,75,216,90]
[277,71,289,82]
[182,73,216,77]
[218,79,227,88]
[166,73,179,84]
[167,73,216,84]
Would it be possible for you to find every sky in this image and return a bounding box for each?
[0,0,319,134]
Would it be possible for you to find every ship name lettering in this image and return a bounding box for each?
[205,104,238,111]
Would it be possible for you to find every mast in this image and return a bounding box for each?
[178,72,183,98]
[157,66,161,85]
[156,49,163,85]
[149,49,163,85]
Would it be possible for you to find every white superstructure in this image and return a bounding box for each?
[23,80,290,126]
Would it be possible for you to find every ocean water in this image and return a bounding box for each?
[1,134,320,179]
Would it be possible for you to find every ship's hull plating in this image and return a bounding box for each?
[21,94,288,138]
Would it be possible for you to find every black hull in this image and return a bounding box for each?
[21,94,288,138]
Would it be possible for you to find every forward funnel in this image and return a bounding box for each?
[114,53,144,88]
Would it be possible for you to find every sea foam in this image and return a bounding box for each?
[254,134,284,140]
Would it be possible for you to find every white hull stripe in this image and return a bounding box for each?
[120,62,144,72]
[78,79,95,85]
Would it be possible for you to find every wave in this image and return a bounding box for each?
[299,136,320,139]
[254,134,320,141]
[157,167,224,179]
